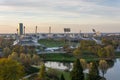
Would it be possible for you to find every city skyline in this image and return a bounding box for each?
[0,0,120,33]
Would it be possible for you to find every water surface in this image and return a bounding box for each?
[45,58,120,80]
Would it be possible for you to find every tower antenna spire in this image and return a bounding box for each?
[35,26,37,34]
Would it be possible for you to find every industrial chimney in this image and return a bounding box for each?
[24,26,25,35]
[17,28,18,35]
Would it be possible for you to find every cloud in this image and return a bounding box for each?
[0,0,120,24]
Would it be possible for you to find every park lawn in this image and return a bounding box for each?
[38,39,78,47]
[57,70,71,80]
[39,52,120,62]
[27,68,71,80]
[115,51,120,58]
[39,53,101,62]
[25,66,39,75]
[39,51,120,62]
[39,53,76,62]
[47,68,71,80]
[53,68,88,80]
[38,39,66,47]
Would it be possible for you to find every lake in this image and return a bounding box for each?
[45,58,120,80]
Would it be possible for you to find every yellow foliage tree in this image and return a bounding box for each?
[0,58,24,80]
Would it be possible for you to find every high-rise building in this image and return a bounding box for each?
[18,23,23,35]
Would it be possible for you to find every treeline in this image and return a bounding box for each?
[73,39,116,58]
[0,37,41,79]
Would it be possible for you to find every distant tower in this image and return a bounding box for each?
[49,26,51,34]
[35,26,37,34]
[79,30,82,38]
[24,26,25,35]
[17,28,18,35]
[18,23,23,35]
[79,30,81,36]
[48,26,51,38]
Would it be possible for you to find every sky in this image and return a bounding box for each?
[0,0,120,33]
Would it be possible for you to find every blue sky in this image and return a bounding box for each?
[0,0,120,33]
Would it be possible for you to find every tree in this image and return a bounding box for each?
[12,45,21,53]
[0,58,24,80]
[0,38,13,48]
[20,46,25,53]
[99,60,108,77]
[32,54,40,65]
[39,64,46,80]
[8,52,19,61]
[80,59,87,70]
[3,47,11,57]
[20,53,31,66]
[104,45,115,58]
[102,38,112,46]
[61,74,65,80]
[71,59,84,80]
[97,48,106,58]
[80,40,96,51]
[73,48,83,58]
[47,68,59,80]
[89,62,100,80]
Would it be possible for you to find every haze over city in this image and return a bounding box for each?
[0,0,120,33]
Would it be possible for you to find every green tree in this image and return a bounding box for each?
[71,59,84,80]
[0,58,24,80]
[89,62,100,80]
[39,64,46,80]
[61,74,65,80]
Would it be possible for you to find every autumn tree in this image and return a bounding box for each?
[99,60,108,77]
[8,52,19,61]
[0,38,13,48]
[80,59,87,70]
[38,64,46,80]
[102,38,112,46]
[0,58,24,80]
[73,48,83,58]
[104,45,115,58]
[97,48,106,58]
[3,47,11,57]
[80,40,96,51]
[12,45,21,53]
[20,46,26,53]
[32,54,40,65]
[20,53,31,66]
